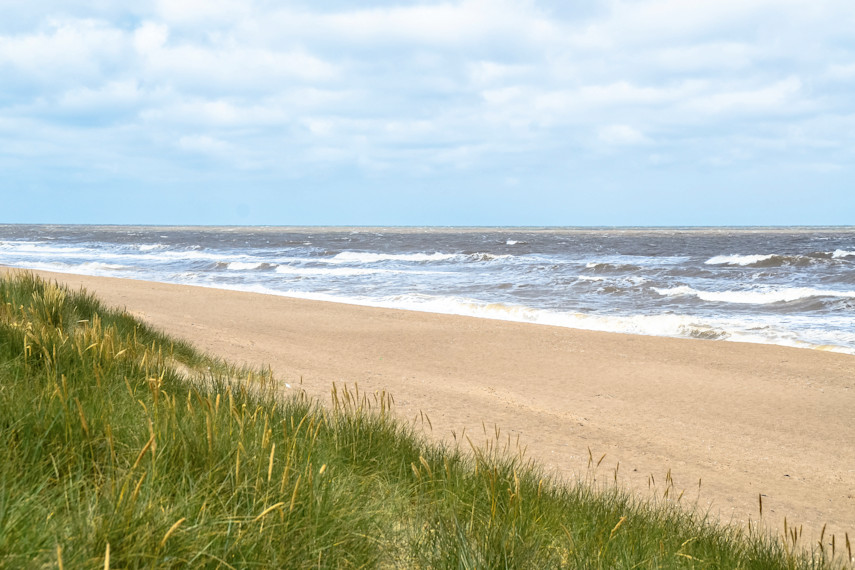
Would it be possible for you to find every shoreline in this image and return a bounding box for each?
[4,267,853,538]
[3,263,852,356]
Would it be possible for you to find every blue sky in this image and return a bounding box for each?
[1,0,853,226]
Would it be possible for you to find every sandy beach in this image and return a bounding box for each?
[7,268,853,540]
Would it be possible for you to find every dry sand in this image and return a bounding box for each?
[8,268,854,540]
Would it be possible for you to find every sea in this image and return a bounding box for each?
[1,225,853,355]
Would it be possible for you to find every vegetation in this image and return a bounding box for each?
[0,271,849,568]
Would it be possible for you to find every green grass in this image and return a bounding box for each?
[0,271,850,568]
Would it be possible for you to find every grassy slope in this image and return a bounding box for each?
[0,272,847,569]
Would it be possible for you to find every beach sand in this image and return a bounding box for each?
[8,268,854,540]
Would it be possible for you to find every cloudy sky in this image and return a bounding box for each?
[2,0,853,226]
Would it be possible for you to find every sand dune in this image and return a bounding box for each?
[8,268,853,540]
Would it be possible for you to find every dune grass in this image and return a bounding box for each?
[0,271,850,568]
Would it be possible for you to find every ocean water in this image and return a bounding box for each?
[1,225,853,354]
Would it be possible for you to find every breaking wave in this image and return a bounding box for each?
[585,262,643,273]
[705,254,776,266]
[221,262,275,271]
[330,252,457,263]
[705,252,851,267]
[654,285,855,305]
[329,251,510,264]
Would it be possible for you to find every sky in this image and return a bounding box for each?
[1,0,853,226]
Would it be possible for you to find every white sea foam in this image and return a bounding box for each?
[226,262,267,271]
[5,261,130,274]
[274,265,451,277]
[0,242,90,256]
[138,244,168,252]
[705,254,774,266]
[328,251,511,264]
[832,249,855,259]
[136,270,855,354]
[80,262,129,271]
[156,250,232,261]
[208,290,853,355]
[0,241,86,254]
[585,262,641,271]
[654,285,855,304]
[275,266,381,277]
[585,255,689,269]
[470,253,513,261]
[331,252,456,263]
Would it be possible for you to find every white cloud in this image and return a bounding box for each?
[650,42,758,73]
[177,134,233,155]
[1,0,854,202]
[574,0,822,48]
[57,80,144,111]
[133,21,168,55]
[825,63,855,81]
[598,124,651,145]
[268,0,558,49]
[0,19,126,83]
[139,43,338,89]
[478,81,699,130]
[468,61,533,87]
[141,98,289,127]
[574,81,685,106]
[686,77,804,114]
[153,0,251,27]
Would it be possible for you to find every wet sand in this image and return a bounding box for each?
[8,268,854,540]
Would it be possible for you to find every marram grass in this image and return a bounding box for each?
[0,271,850,569]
